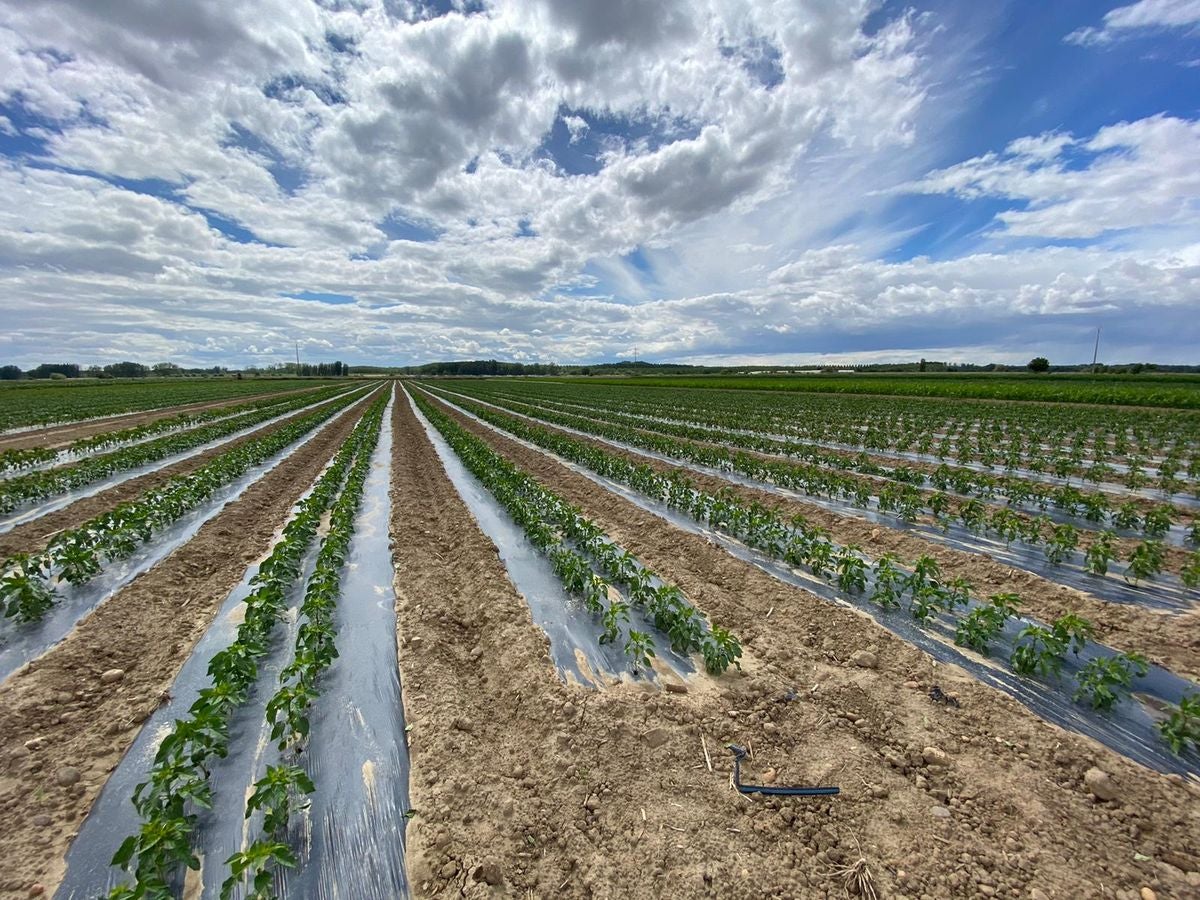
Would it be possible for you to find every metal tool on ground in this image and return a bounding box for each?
[726,744,840,797]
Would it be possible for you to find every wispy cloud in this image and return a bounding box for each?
[1066,0,1200,46]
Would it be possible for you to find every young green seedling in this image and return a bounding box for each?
[1159,694,1200,756]
[1125,541,1166,583]
[1073,652,1149,712]
[954,593,1019,656]
[1084,531,1119,577]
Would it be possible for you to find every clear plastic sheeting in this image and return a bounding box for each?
[0,410,349,685]
[276,386,409,899]
[427,390,1200,779]
[407,389,696,688]
[58,389,411,899]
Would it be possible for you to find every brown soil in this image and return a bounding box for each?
[427,391,1200,683]
[0,397,370,899]
[0,383,334,453]
[0,390,361,561]
[398,389,1200,899]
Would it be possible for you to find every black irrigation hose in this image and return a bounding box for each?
[726,744,839,797]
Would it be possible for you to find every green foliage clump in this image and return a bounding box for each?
[1012,613,1093,678]
[1159,694,1200,756]
[954,593,1020,656]
[1074,652,1149,712]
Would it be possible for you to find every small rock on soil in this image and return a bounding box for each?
[922,746,951,768]
[1085,767,1119,802]
[472,859,503,886]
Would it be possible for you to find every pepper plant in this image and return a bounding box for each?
[1074,652,1149,712]
[1159,694,1200,756]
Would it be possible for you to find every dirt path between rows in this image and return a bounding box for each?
[0,383,336,453]
[0,395,371,899]
[0,390,362,561]
[429,392,1200,683]
[415,389,1200,899]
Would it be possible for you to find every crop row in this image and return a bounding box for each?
[544,377,1200,448]
[487,385,1199,497]
[0,378,347,433]
[0,386,366,514]
[428,388,1200,590]
[573,372,1200,409]
[106,395,386,900]
[416,389,1200,756]
[477,380,1200,490]
[455,388,1197,533]
[0,384,354,476]
[0,445,57,474]
[222,397,384,898]
[0,388,371,624]
[487,388,1197,512]
[412,389,741,675]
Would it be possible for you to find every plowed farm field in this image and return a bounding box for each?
[2,377,1198,900]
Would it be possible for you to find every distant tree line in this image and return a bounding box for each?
[394,359,708,377]
[240,362,350,376]
[399,359,564,376]
[3,355,1192,383]
[285,361,349,376]
[389,358,1195,377]
[0,360,352,380]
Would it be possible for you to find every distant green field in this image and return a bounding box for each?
[540,373,1200,410]
[0,377,345,431]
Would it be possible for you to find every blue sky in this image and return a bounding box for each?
[874,0,1200,261]
[0,0,1197,368]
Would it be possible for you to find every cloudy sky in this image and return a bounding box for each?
[1,0,1198,368]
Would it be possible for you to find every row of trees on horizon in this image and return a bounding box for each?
[0,361,352,380]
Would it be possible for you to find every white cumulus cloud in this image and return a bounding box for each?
[899,115,1200,240]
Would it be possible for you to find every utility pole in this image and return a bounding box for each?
[295,340,300,375]
[1091,327,1101,374]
